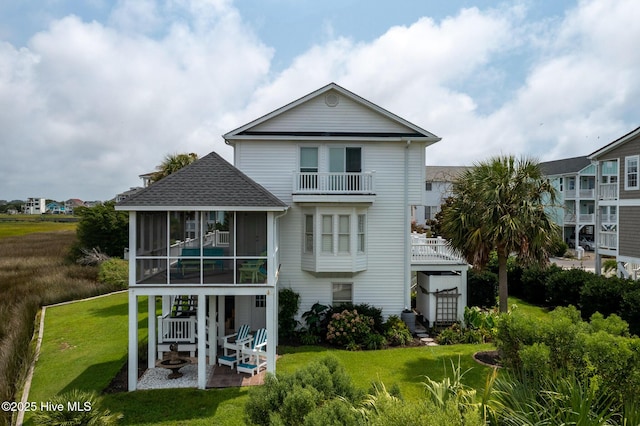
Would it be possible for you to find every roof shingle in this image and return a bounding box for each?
[116,151,288,211]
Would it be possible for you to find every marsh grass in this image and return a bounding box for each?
[0,230,117,426]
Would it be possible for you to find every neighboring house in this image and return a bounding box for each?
[45,202,66,214]
[115,187,144,203]
[414,166,469,227]
[65,198,84,214]
[588,126,640,278]
[540,156,596,251]
[23,198,45,214]
[116,83,468,390]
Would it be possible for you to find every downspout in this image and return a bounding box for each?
[404,139,411,311]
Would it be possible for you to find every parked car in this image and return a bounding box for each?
[579,237,595,251]
[566,235,595,251]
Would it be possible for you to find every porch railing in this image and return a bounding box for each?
[599,183,618,200]
[578,213,594,223]
[158,315,196,344]
[601,214,617,223]
[411,235,467,264]
[293,172,375,194]
[598,232,617,250]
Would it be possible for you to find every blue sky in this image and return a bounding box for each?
[0,0,638,201]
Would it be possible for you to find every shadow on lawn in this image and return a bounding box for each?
[101,387,247,424]
[399,350,491,387]
[60,358,128,395]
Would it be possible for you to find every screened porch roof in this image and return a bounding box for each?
[115,151,288,212]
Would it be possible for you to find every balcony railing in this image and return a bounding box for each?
[599,232,617,250]
[578,213,594,223]
[411,235,467,264]
[601,214,617,223]
[564,213,576,224]
[293,172,375,194]
[599,183,618,200]
[579,188,595,198]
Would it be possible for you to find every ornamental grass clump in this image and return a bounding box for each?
[326,309,374,349]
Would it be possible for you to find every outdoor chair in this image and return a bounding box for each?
[237,328,267,376]
[238,253,267,283]
[222,324,251,358]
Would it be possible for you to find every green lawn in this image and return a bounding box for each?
[26,293,496,425]
[508,296,551,322]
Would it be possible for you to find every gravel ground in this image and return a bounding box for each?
[137,365,213,390]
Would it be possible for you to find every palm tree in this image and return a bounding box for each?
[151,152,198,183]
[440,155,558,312]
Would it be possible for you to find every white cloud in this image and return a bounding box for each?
[1,0,639,201]
[0,1,272,200]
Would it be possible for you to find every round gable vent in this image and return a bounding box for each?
[325,93,339,107]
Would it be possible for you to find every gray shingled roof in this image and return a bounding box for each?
[425,166,470,181]
[539,156,591,176]
[116,151,288,211]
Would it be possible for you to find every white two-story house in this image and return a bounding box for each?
[117,83,468,390]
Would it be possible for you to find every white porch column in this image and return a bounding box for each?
[266,289,276,373]
[128,290,138,391]
[208,295,217,365]
[147,296,156,369]
[217,295,225,347]
[197,294,207,389]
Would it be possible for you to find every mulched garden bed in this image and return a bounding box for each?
[472,350,502,368]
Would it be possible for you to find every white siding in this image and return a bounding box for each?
[251,90,414,134]
[235,139,423,318]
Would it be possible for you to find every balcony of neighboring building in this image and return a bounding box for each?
[598,183,618,200]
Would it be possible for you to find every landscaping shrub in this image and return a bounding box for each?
[98,258,129,290]
[463,306,497,342]
[466,269,497,308]
[301,302,329,343]
[579,274,627,319]
[326,309,375,349]
[435,323,483,345]
[245,356,362,426]
[329,303,384,333]
[278,288,300,343]
[518,263,562,305]
[494,305,640,415]
[545,268,591,307]
[621,283,640,336]
[383,315,413,346]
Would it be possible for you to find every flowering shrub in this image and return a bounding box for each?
[326,309,375,348]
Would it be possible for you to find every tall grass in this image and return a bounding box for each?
[0,230,117,426]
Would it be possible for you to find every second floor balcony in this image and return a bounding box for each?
[599,183,618,200]
[292,171,376,202]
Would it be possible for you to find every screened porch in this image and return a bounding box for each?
[133,210,272,285]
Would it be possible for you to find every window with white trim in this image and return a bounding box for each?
[332,282,353,305]
[304,214,314,253]
[625,155,639,190]
[255,295,265,308]
[357,214,366,253]
[321,215,333,253]
[425,181,433,191]
[338,215,350,253]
